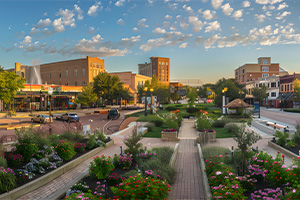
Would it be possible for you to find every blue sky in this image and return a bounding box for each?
[1,0,300,84]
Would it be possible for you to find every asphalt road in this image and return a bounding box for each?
[261,108,300,127]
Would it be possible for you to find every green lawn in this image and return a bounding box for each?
[213,127,235,138]
[143,126,166,138]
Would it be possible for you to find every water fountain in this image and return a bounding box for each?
[29,59,42,84]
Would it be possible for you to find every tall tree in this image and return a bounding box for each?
[0,70,25,110]
[294,79,300,103]
[252,85,268,104]
[198,87,208,99]
[170,93,180,103]
[187,87,197,106]
[77,83,97,106]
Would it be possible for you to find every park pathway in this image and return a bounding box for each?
[168,119,206,200]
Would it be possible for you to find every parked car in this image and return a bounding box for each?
[107,108,120,119]
[56,113,80,122]
[31,114,50,123]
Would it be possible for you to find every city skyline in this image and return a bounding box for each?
[1,0,300,84]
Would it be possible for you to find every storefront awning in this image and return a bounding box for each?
[276,92,294,101]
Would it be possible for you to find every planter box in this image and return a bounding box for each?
[0,140,114,200]
[197,131,216,144]
[161,131,179,141]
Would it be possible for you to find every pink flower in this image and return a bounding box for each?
[219,155,223,158]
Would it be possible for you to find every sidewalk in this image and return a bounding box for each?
[17,126,176,200]
[168,119,206,200]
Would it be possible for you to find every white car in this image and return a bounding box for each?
[31,114,50,123]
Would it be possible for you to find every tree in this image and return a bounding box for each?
[233,124,262,175]
[214,78,243,107]
[252,85,268,104]
[0,70,25,110]
[198,87,208,99]
[187,87,197,106]
[142,75,170,104]
[170,93,180,103]
[124,126,143,161]
[77,83,97,106]
[294,79,300,103]
[93,72,124,105]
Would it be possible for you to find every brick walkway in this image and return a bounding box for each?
[168,119,206,200]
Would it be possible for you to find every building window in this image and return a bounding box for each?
[281,85,283,91]
[285,85,286,91]
[271,92,276,97]
[236,71,238,76]
[21,72,25,78]
[242,69,245,73]
[75,69,78,77]
[262,66,269,72]
[59,72,62,78]
[75,81,78,86]
[49,73,51,79]
[271,82,276,88]
[287,84,289,91]
[262,59,269,65]
[291,84,293,91]
[66,70,68,77]
[82,81,85,86]
[82,68,85,77]
[262,73,269,78]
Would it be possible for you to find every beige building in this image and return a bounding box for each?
[235,57,288,84]
[15,56,105,86]
[138,57,170,85]
[109,71,152,104]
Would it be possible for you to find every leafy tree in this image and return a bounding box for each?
[198,87,208,99]
[252,85,268,105]
[77,83,97,106]
[93,72,124,105]
[294,79,300,103]
[233,124,262,175]
[170,93,180,103]
[124,126,143,160]
[187,87,197,106]
[142,75,170,104]
[214,78,243,107]
[0,70,25,110]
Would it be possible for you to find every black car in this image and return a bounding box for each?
[107,108,120,119]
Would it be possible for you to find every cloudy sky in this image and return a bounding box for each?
[1,0,300,83]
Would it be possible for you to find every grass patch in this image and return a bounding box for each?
[202,146,231,161]
[214,127,235,138]
[143,126,166,138]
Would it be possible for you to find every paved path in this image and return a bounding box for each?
[168,119,206,200]
[17,126,176,200]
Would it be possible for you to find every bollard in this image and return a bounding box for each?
[120,146,123,155]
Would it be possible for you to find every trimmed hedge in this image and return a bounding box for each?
[284,108,300,113]
[165,106,178,111]
[137,115,164,127]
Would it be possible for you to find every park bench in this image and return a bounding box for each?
[266,121,287,131]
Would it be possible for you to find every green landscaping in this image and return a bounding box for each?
[143,126,166,138]
[214,127,235,138]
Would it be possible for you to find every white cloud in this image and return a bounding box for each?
[179,43,187,48]
[119,35,141,47]
[153,27,166,34]
[88,2,101,16]
[22,36,32,44]
[148,0,153,6]
[211,0,223,10]
[116,18,125,25]
[73,46,127,57]
[92,34,103,42]
[255,14,266,22]
[221,3,233,16]
[30,27,40,35]
[232,10,243,20]
[183,4,193,13]
[74,4,83,20]
[140,38,165,51]
[165,15,172,20]
[255,0,269,4]
[88,26,95,34]
[137,18,149,28]
[278,2,288,10]
[133,27,138,31]
[42,28,52,36]
[170,22,177,30]
[204,34,220,48]
[217,34,250,48]
[250,25,273,36]
[260,35,281,45]
[180,21,189,30]
[202,9,216,20]
[35,18,52,28]
[115,0,125,7]
[269,5,275,10]
[57,9,75,27]
[195,36,203,46]
[276,11,291,20]
[53,18,65,33]
[242,1,250,7]
[188,16,205,32]
[205,21,221,32]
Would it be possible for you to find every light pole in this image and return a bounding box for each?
[150,88,153,114]
[144,87,148,116]
[48,87,53,123]
[222,87,228,114]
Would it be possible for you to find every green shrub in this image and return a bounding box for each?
[90,155,114,179]
[275,131,289,147]
[93,129,106,142]
[284,108,300,113]
[124,127,143,159]
[165,106,177,111]
[59,131,84,142]
[54,140,76,161]
[145,123,155,132]
[137,115,164,127]
[111,175,171,199]
[0,157,7,168]
[196,117,212,131]
[212,119,233,128]
[224,123,239,133]
[15,143,38,162]
[212,110,221,114]
[113,153,133,169]
[186,107,199,113]
[0,167,16,193]
[152,146,174,164]
[65,192,94,200]
[48,134,60,146]
[123,170,139,178]
[86,135,97,150]
[73,142,86,153]
[175,104,183,107]
[4,153,22,167]
[166,118,178,129]
[202,146,231,162]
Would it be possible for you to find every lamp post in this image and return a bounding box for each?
[144,87,148,116]
[222,87,228,114]
[150,88,153,114]
[280,93,283,111]
[48,87,53,123]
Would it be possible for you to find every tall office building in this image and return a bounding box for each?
[138,57,170,84]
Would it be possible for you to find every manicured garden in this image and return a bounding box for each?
[0,127,109,194]
[63,128,175,199]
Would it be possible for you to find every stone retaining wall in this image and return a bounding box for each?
[161,131,179,141]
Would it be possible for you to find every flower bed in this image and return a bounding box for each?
[161,130,179,141]
[197,130,216,144]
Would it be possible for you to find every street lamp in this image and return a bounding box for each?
[144,87,148,116]
[150,88,153,114]
[222,87,228,114]
[48,87,53,123]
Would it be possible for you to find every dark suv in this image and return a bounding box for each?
[107,108,120,119]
